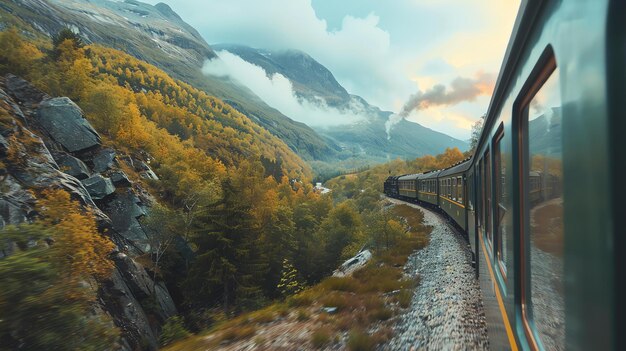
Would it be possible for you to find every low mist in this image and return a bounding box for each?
[203,51,370,127]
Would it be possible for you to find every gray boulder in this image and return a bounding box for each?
[103,192,149,253]
[114,253,177,321]
[137,161,159,180]
[55,153,90,180]
[100,268,159,351]
[36,97,101,152]
[82,175,116,200]
[93,148,116,173]
[110,171,132,187]
[4,74,49,108]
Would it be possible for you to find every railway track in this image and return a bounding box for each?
[384,198,488,350]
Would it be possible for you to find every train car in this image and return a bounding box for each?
[397,174,419,201]
[437,159,471,234]
[416,171,440,208]
[384,0,622,349]
[467,0,620,349]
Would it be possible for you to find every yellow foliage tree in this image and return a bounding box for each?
[36,189,115,285]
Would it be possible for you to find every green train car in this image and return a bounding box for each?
[416,171,440,208]
[385,0,623,349]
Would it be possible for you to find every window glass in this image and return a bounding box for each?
[477,164,483,227]
[494,131,507,275]
[485,151,492,246]
[452,178,456,200]
[524,68,564,350]
[456,177,463,203]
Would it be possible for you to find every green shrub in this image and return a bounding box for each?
[368,307,393,321]
[219,325,256,343]
[160,316,191,346]
[318,276,360,292]
[398,289,413,308]
[311,327,332,348]
[347,329,375,351]
[297,309,309,321]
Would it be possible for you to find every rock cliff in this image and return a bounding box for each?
[0,74,176,350]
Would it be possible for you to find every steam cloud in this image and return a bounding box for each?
[386,72,495,140]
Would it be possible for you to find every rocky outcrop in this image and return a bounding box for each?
[110,171,131,187]
[0,75,177,350]
[103,191,150,254]
[5,74,49,108]
[55,152,91,180]
[92,148,116,173]
[82,174,116,200]
[36,97,101,152]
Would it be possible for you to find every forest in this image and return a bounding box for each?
[0,27,467,349]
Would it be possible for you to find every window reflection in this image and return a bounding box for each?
[526,69,564,350]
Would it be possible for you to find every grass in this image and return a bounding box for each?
[397,289,413,308]
[218,325,257,343]
[347,329,375,351]
[311,326,332,348]
[163,202,432,351]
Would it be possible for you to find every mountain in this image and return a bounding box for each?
[213,44,352,108]
[212,45,468,161]
[0,0,338,160]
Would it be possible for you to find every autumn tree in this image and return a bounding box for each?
[0,189,118,349]
[0,27,43,77]
[36,188,115,285]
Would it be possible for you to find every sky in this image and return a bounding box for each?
[144,0,520,140]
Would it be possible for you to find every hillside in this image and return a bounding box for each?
[0,0,338,161]
[212,45,469,163]
[0,29,367,350]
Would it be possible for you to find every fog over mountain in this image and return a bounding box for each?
[208,45,468,162]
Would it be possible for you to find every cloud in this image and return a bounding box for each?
[144,0,519,139]
[144,0,413,111]
[204,50,369,126]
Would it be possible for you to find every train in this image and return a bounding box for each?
[384,0,623,349]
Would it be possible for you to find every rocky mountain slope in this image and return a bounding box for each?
[0,0,338,161]
[0,74,176,350]
[213,45,468,160]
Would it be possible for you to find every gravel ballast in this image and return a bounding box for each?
[384,199,488,350]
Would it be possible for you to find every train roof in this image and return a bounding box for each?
[397,173,420,181]
[438,158,472,177]
[418,170,441,180]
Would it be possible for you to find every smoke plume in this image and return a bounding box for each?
[386,72,495,140]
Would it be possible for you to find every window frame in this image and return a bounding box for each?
[484,149,492,250]
[517,52,558,351]
[493,125,507,278]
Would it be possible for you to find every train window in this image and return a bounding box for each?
[477,162,483,228]
[452,178,456,200]
[484,150,492,248]
[520,59,564,350]
[456,177,463,203]
[494,128,506,277]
